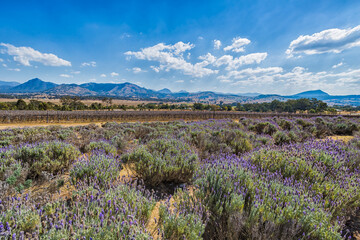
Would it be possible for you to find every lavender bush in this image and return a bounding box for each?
[0,117,359,239]
[122,138,199,186]
[70,151,122,186]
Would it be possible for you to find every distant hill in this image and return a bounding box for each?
[0,80,20,91]
[238,92,261,97]
[8,78,58,93]
[0,80,20,87]
[1,78,359,106]
[80,82,159,98]
[290,90,330,100]
[44,84,97,96]
[158,88,172,94]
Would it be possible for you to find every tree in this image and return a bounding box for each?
[193,103,204,110]
[16,99,27,110]
[102,97,113,111]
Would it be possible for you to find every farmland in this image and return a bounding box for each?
[1,116,360,239]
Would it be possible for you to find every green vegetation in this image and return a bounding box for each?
[0,117,360,239]
[0,97,342,113]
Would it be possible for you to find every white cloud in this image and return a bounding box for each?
[120,33,131,39]
[132,67,146,73]
[218,67,283,83]
[199,52,267,70]
[332,62,343,69]
[213,40,222,50]
[218,53,267,70]
[286,25,360,57]
[0,43,71,67]
[0,58,3,62]
[71,71,81,74]
[150,66,160,73]
[218,65,360,94]
[110,72,119,77]
[100,74,106,77]
[125,41,218,77]
[224,37,251,52]
[198,53,217,66]
[175,80,184,83]
[8,68,21,72]
[2,63,7,68]
[81,61,96,67]
[89,78,96,81]
[60,74,72,78]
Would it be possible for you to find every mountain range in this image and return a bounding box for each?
[0,78,359,106]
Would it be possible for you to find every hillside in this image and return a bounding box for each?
[0,78,359,105]
[8,78,58,93]
[44,84,97,96]
[290,90,330,100]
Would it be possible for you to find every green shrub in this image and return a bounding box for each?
[159,189,205,240]
[230,138,253,154]
[273,131,291,145]
[70,152,121,185]
[279,119,292,131]
[111,135,127,151]
[288,130,299,142]
[295,118,312,128]
[2,183,155,239]
[16,141,80,176]
[332,122,358,135]
[84,140,117,155]
[122,139,198,186]
[249,122,277,135]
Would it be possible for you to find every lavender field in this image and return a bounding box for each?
[1,116,360,239]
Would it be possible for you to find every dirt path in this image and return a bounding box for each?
[0,122,105,130]
[0,118,214,130]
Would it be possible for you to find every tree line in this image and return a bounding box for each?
[0,97,345,113]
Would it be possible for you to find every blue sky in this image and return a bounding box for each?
[1,0,360,95]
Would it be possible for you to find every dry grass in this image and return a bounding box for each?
[327,135,355,143]
[0,122,105,130]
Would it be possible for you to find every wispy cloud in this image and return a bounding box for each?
[81,61,96,67]
[332,62,344,69]
[8,68,21,72]
[60,74,72,78]
[0,43,71,67]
